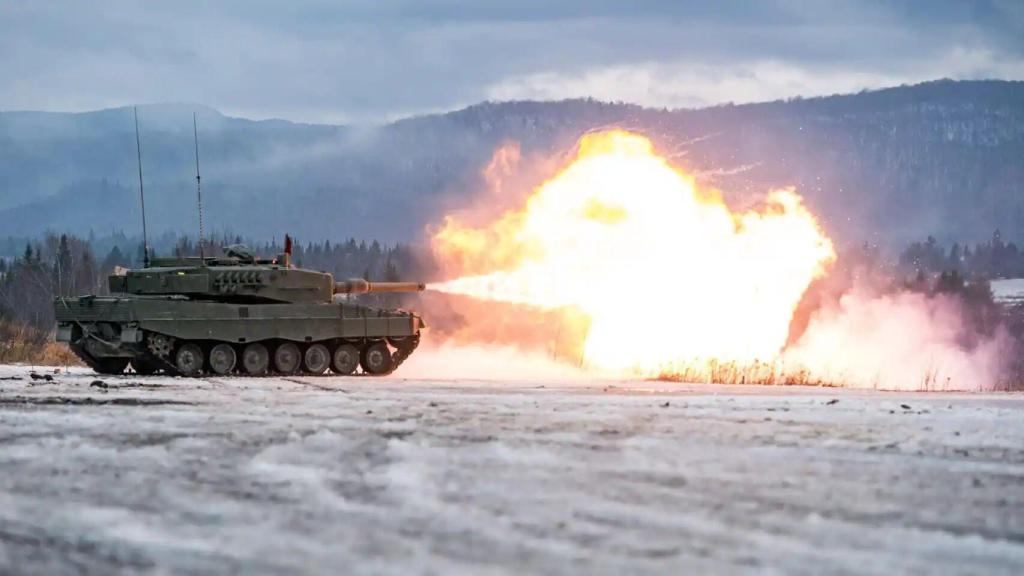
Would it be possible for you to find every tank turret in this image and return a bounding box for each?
[104,252,425,305]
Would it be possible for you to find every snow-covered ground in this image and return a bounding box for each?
[992,278,1024,305]
[1,364,1023,575]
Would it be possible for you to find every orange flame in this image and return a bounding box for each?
[431,130,836,375]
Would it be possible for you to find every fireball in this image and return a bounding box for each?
[431,130,835,375]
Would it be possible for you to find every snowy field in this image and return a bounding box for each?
[0,364,1023,575]
[992,278,1024,305]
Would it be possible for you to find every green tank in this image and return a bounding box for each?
[54,244,425,377]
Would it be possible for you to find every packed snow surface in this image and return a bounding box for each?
[992,278,1024,305]
[0,364,1022,575]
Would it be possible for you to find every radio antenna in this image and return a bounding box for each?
[133,107,150,268]
[193,112,205,262]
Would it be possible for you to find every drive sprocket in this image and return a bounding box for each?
[147,333,175,360]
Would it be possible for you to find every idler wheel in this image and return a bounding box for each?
[175,343,204,377]
[360,341,393,375]
[95,357,130,375]
[304,344,330,375]
[274,342,301,374]
[242,343,270,375]
[331,344,359,375]
[209,343,237,375]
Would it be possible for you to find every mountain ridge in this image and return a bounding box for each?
[2,79,1022,247]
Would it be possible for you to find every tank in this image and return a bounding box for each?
[54,243,426,377]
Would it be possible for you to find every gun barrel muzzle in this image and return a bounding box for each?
[334,279,426,294]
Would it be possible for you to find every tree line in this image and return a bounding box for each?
[898,229,1024,279]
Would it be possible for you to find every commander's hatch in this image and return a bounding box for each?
[224,244,257,263]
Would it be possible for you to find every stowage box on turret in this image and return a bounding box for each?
[54,244,425,377]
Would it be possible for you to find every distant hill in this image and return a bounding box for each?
[1,80,1021,248]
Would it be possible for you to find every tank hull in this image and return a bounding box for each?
[55,296,422,376]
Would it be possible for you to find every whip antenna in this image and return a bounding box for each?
[193,112,205,262]
[134,107,150,268]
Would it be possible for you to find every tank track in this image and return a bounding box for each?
[69,331,421,378]
[388,334,420,374]
[68,342,110,373]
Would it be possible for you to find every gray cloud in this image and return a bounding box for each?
[1,0,1021,123]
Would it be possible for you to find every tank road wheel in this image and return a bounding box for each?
[209,343,237,375]
[303,344,330,375]
[95,357,130,375]
[242,343,270,375]
[331,344,360,375]
[175,343,204,377]
[360,341,393,375]
[131,357,159,375]
[274,342,301,374]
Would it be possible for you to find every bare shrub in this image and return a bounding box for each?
[0,320,81,366]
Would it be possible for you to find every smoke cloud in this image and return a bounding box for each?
[398,341,589,382]
[783,289,1012,391]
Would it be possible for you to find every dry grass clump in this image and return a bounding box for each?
[655,359,843,387]
[0,320,81,366]
[656,358,1024,391]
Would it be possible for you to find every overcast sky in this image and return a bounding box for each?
[2,0,1022,123]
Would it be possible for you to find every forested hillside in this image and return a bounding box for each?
[1,80,1021,249]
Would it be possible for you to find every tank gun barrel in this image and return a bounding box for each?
[333,279,426,295]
